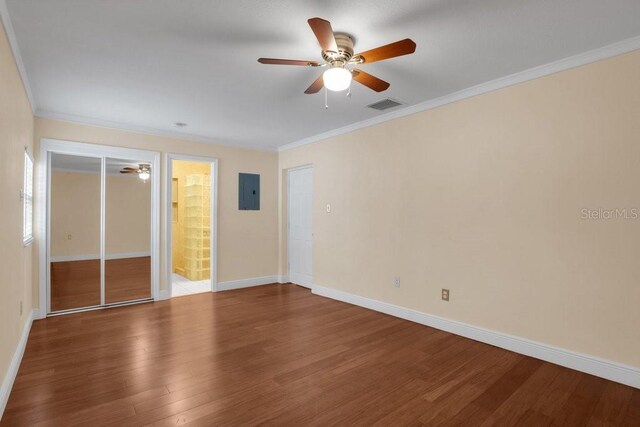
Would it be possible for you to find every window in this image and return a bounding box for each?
[23,149,34,245]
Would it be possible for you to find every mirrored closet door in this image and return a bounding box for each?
[45,141,159,315]
[104,157,152,304]
[49,153,102,312]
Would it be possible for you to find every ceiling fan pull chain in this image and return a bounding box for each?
[325,87,329,109]
[347,85,351,99]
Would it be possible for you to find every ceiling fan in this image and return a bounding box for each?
[258,17,416,94]
[120,164,151,181]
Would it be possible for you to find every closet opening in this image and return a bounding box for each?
[167,155,217,297]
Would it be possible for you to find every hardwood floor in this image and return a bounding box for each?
[50,256,151,311]
[105,256,152,304]
[3,284,638,426]
[50,259,101,311]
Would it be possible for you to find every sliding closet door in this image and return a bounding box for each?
[49,153,102,312]
[104,157,152,304]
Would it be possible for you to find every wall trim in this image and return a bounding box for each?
[312,285,640,389]
[50,251,150,263]
[0,309,35,419]
[277,275,289,284]
[32,308,45,320]
[0,0,35,113]
[36,110,277,152]
[158,289,170,301]
[4,0,639,154]
[279,35,640,152]
[217,276,281,292]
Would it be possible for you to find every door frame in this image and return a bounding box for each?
[166,153,218,297]
[287,164,313,288]
[38,139,161,317]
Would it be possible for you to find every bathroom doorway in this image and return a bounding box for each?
[167,155,217,298]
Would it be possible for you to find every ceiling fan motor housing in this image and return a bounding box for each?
[322,33,354,65]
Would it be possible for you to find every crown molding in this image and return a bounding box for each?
[35,110,278,152]
[4,0,639,153]
[0,0,35,113]
[278,35,640,152]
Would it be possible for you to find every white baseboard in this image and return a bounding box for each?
[32,308,45,320]
[312,285,640,389]
[277,275,289,284]
[0,309,36,419]
[217,275,280,292]
[157,289,171,301]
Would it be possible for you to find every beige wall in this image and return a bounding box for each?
[50,172,151,258]
[34,118,279,300]
[105,174,152,255]
[279,51,640,368]
[2,7,638,396]
[0,20,34,396]
[171,160,211,275]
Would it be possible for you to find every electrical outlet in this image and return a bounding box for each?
[393,277,401,288]
[441,288,450,301]
[67,234,72,240]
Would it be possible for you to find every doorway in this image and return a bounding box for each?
[167,155,217,297]
[288,166,313,288]
[40,139,160,315]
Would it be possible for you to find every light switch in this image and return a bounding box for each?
[326,203,331,213]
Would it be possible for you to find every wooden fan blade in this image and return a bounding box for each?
[120,170,138,174]
[354,38,416,64]
[304,74,324,94]
[352,69,390,92]
[122,167,138,171]
[308,17,338,53]
[258,58,321,67]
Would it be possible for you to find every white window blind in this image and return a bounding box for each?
[23,149,34,245]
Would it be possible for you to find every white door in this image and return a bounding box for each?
[288,167,313,287]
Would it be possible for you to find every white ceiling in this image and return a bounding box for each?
[5,0,640,150]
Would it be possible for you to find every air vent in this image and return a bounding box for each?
[367,98,403,111]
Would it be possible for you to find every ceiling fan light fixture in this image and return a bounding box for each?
[323,66,352,91]
[138,169,150,181]
[258,18,416,95]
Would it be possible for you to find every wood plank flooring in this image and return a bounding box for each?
[2,284,638,426]
[105,257,152,304]
[50,256,151,311]
[50,259,101,311]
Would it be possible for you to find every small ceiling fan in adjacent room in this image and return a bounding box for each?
[120,164,151,181]
[258,17,416,94]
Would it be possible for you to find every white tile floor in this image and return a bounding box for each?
[171,273,211,297]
